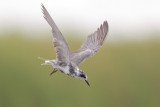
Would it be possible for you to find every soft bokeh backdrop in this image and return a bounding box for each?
[0,0,160,107]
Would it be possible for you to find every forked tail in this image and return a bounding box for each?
[38,57,54,65]
[38,57,47,61]
[38,57,49,65]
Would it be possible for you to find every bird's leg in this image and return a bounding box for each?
[50,69,58,75]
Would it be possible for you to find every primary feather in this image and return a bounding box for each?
[42,4,70,64]
[70,21,108,66]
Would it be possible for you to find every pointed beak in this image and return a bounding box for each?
[85,80,90,86]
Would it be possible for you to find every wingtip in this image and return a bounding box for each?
[41,4,45,13]
[41,3,44,7]
[41,3,46,11]
[103,20,108,27]
[103,20,109,33]
[106,21,109,28]
[41,4,46,18]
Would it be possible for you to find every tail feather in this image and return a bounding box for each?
[38,57,53,65]
[38,57,48,65]
[38,57,47,61]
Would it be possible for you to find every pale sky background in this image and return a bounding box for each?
[0,0,160,41]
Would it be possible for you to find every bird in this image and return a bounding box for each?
[40,4,109,86]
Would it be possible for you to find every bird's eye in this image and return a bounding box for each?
[80,74,86,78]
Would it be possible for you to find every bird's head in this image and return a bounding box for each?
[79,70,90,86]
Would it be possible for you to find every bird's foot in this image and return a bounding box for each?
[50,69,58,75]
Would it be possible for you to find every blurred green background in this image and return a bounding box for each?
[0,31,160,107]
[1,0,160,106]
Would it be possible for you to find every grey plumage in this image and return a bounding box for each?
[41,4,109,86]
[70,21,108,66]
[42,4,70,64]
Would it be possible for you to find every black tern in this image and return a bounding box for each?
[40,4,109,86]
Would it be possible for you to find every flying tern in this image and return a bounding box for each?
[40,4,109,86]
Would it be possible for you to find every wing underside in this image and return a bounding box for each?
[42,4,70,63]
[70,21,109,66]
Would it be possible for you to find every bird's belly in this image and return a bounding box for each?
[58,66,70,74]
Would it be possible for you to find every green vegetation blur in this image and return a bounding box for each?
[0,32,160,107]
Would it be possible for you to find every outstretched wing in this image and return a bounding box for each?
[42,4,70,63]
[71,21,108,66]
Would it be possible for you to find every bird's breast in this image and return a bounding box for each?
[58,66,70,74]
[58,64,78,78]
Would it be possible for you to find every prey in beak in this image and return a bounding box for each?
[85,80,90,86]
